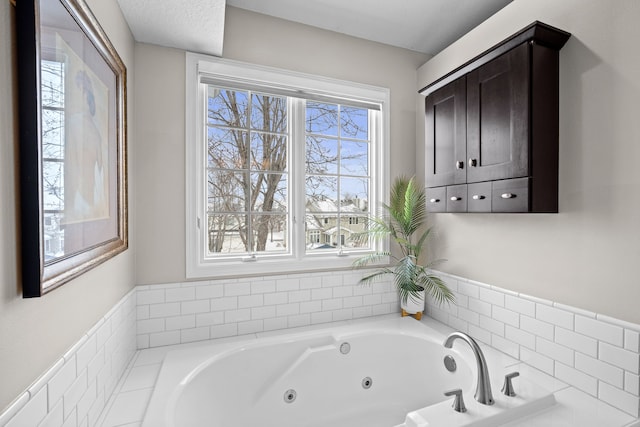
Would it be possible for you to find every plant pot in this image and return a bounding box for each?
[401,290,425,315]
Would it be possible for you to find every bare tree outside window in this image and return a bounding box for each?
[206,88,288,254]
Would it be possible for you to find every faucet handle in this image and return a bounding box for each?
[444,388,467,413]
[501,371,520,397]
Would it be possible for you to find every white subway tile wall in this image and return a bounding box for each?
[0,290,137,427]
[426,272,640,418]
[135,270,398,350]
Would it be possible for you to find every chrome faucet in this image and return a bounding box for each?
[443,331,494,405]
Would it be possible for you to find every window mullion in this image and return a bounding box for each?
[246,91,253,255]
[292,98,306,260]
[336,105,342,252]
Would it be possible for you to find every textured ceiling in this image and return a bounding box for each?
[117,0,226,56]
[226,0,513,55]
[116,0,513,57]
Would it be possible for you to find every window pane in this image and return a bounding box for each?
[251,214,287,253]
[41,60,64,108]
[304,101,372,254]
[305,175,337,208]
[306,102,338,136]
[207,127,249,170]
[306,136,338,174]
[251,172,288,214]
[341,177,368,212]
[305,214,336,251]
[340,106,369,140]
[207,214,249,254]
[42,161,64,211]
[207,170,248,212]
[207,87,248,128]
[343,215,370,249]
[251,93,287,133]
[340,141,368,176]
[43,212,64,259]
[205,85,291,258]
[250,132,288,172]
[42,109,65,159]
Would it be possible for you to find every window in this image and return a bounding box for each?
[206,88,289,256]
[305,102,370,253]
[308,230,321,244]
[186,54,390,278]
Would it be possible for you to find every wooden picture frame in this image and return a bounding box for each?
[16,0,128,297]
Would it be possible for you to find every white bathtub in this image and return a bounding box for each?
[142,317,554,427]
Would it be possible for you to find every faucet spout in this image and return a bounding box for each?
[444,331,494,405]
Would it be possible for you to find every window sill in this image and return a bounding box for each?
[186,253,390,280]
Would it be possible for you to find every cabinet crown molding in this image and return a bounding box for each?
[419,21,571,97]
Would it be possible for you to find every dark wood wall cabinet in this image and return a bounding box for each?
[420,22,570,213]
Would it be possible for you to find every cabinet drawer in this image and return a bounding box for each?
[492,178,529,212]
[426,187,446,213]
[446,185,467,213]
[467,182,491,213]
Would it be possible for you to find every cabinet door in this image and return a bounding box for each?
[467,42,529,183]
[425,77,466,188]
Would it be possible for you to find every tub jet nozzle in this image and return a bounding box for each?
[339,342,351,354]
[362,377,373,389]
[284,389,297,403]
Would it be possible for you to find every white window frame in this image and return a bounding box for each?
[186,53,390,279]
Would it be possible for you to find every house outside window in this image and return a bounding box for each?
[186,54,390,278]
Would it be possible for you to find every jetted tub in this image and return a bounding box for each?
[142,317,554,427]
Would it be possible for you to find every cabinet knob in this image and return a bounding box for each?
[429,198,440,203]
[501,193,515,199]
[472,195,485,200]
[450,196,462,201]
[455,161,464,169]
[468,158,478,167]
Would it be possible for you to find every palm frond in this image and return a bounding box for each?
[388,177,420,236]
[351,252,391,268]
[389,178,409,220]
[412,227,432,258]
[417,271,455,306]
[358,268,394,286]
[352,215,396,246]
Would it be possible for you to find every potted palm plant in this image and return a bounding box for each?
[353,176,454,319]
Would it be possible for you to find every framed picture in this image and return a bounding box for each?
[16,0,128,297]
